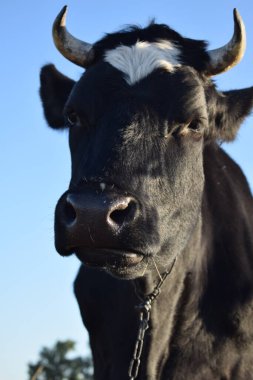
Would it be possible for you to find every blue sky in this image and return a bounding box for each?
[1,1,253,379]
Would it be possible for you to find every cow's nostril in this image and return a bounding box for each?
[63,200,77,225]
[109,199,137,227]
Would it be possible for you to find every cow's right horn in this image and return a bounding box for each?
[52,6,94,68]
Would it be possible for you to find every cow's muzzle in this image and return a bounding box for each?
[54,187,143,267]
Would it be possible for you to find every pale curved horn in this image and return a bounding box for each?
[206,9,246,76]
[52,6,94,68]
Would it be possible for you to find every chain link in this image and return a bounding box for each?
[128,258,176,379]
[128,307,150,379]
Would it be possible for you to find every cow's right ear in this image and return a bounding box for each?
[40,64,76,129]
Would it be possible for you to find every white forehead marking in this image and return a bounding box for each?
[104,40,182,85]
[100,182,106,191]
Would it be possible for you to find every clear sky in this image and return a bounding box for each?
[1,1,253,379]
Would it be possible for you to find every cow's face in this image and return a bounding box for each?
[42,63,208,279]
[40,9,252,279]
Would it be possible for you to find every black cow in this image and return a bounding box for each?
[40,7,253,379]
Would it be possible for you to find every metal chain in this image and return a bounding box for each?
[128,258,176,380]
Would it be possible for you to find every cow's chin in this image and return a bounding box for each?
[74,247,147,279]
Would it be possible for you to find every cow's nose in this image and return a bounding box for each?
[55,190,139,252]
[64,193,137,229]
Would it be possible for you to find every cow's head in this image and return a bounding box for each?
[40,7,253,279]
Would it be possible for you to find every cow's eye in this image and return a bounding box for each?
[171,120,203,140]
[187,120,201,132]
[180,120,202,136]
[66,112,80,127]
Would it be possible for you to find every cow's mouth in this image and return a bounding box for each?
[74,247,144,268]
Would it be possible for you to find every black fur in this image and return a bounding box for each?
[40,21,253,379]
[93,23,210,72]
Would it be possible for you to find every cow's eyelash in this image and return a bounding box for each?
[64,111,83,128]
[67,112,78,126]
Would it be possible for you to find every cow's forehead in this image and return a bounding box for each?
[104,40,182,85]
[68,60,206,124]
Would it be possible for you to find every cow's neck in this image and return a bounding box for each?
[132,216,205,379]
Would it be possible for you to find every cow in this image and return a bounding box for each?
[40,6,253,380]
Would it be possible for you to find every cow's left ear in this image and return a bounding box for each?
[40,64,76,129]
[207,87,253,141]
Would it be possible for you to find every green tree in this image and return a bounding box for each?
[28,340,93,380]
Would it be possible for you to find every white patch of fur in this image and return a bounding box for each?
[100,182,106,191]
[104,40,182,85]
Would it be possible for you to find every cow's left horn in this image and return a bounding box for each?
[52,6,94,68]
[206,9,246,76]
